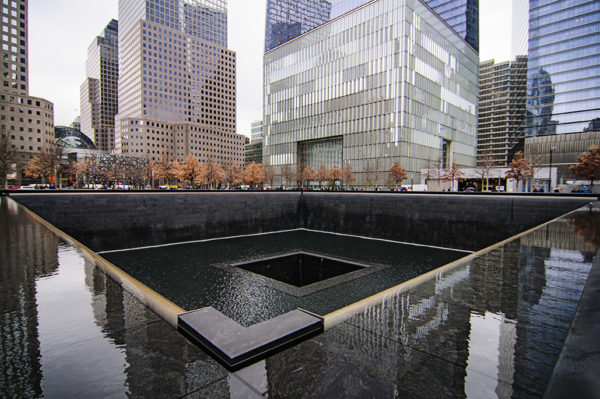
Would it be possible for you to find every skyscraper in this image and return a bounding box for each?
[526,0,599,137]
[264,0,332,52]
[115,0,244,164]
[424,0,479,52]
[478,56,528,166]
[80,20,118,153]
[265,0,479,52]
[0,0,54,173]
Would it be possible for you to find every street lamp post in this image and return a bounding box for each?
[549,146,556,192]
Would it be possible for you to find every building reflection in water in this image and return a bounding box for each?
[0,198,58,398]
[264,212,595,397]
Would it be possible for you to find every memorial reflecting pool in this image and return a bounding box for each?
[1,196,598,397]
[101,230,467,326]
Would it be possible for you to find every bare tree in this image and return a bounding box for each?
[281,164,295,188]
[0,129,16,188]
[363,160,378,190]
[443,163,465,192]
[477,151,496,191]
[342,161,355,190]
[263,165,276,188]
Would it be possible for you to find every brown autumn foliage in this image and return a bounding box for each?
[570,145,600,186]
[316,162,331,188]
[300,165,316,188]
[205,159,225,189]
[175,155,205,187]
[329,165,343,186]
[0,129,16,188]
[224,162,244,187]
[388,162,407,187]
[244,162,265,187]
[505,151,532,188]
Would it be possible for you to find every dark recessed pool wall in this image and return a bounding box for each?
[11,192,591,252]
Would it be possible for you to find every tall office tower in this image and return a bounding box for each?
[0,0,54,172]
[265,0,332,52]
[80,19,118,153]
[263,0,479,187]
[511,0,528,59]
[526,1,599,137]
[423,0,479,52]
[115,0,244,164]
[478,56,528,166]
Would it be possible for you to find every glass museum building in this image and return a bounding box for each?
[263,0,479,186]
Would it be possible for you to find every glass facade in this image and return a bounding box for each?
[526,0,600,136]
[265,0,332,52]
[423,0,479,52]
[267,0,479,52]
[263,0,479,186]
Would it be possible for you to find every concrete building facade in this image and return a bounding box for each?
[263,0,479,187]
[80,19,119,153]
[114,0,244,165]
[477,56,527,167]
[0,0,54,172]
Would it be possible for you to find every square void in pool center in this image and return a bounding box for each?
[233,251,366,287]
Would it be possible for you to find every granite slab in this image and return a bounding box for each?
[178,307,323,370]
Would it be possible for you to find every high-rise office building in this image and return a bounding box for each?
[263,0,479,187]
[478,56,528,166]
[80,19,118,153]
[265,0,479,51]
[526,1,599,137]
[0,0,54,173]
[265,0,332,52]
[424,0,479,52]
[115,0,244,164]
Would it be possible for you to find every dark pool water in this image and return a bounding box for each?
[101,230,467,326]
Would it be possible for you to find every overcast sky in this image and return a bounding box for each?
[28,0,511,137]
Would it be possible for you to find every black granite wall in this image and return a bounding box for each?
[301,193,591,251]
[11,192,591,252]
[12,192,302,251]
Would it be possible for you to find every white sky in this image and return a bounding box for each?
[28,0,511,137]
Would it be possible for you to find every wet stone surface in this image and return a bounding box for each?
[1,196,598,398]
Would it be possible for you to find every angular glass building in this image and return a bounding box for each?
[263,0,479,187]
[526,0,600,136]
